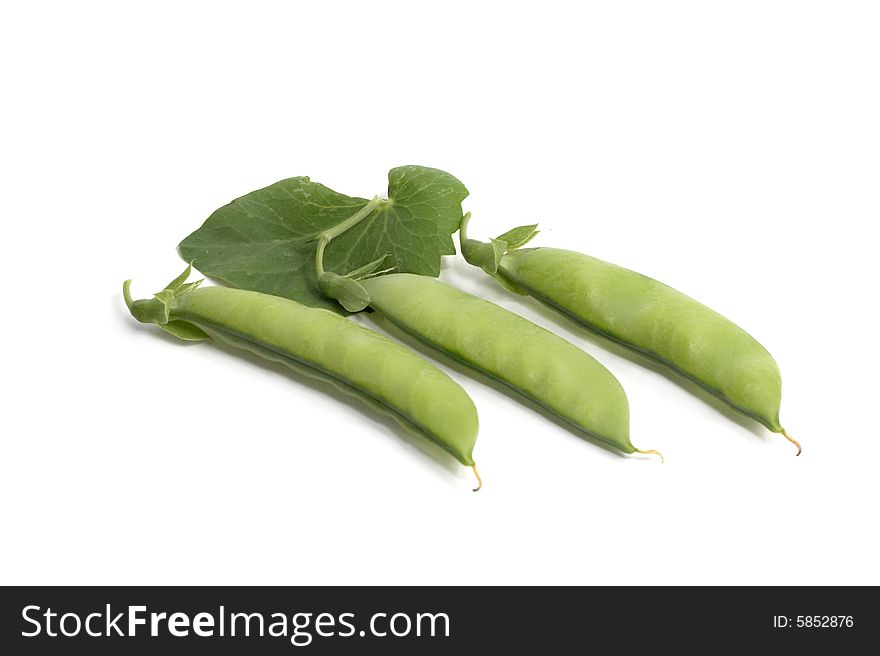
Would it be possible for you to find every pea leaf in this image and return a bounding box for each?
[178,166,468,313]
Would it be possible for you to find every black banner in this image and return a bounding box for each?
[0,586,873,654]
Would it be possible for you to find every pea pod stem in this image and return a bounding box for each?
[122,278,135,310]
[315,237,329,279]
[459,211,473,241]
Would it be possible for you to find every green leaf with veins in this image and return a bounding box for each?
[178,166,468,313]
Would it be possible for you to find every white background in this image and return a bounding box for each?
[2,1,878,586]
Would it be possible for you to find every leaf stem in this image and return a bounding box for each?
[315,196,383,279]
[322,196,383,242]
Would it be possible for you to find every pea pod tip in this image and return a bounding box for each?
[781,429,801,456]
[471,464,483,492]
[634,448,664,464]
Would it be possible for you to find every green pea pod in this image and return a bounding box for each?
[124,266,482,486]
[361,273,661,460]
[460,216,798,455]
